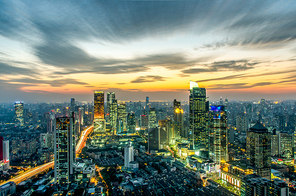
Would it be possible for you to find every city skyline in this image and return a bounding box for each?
[1,1,296,102]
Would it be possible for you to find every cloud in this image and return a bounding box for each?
[131,75,167,83]
[208,81,274,90]
[0,62,36,76]
[182,60,258,74]
[49,52,203,75]
[194,39,238,51]
[196,69,296,83]
[7,78,89,87]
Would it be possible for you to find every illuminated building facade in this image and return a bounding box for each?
[117,102,127,133]
[189,81,208,151]
[148,108,157,129]
[94,91,105,133]
[279,131,293,159]
[107,92,116,123]
[54,117,75,186]
[209,105,228,164]
[110,99,118,131]
[221,162,254,189]
[159,119,174,145]
[173,99,183,139]
[127,112,136,133]
[246,122,271,180]
[15,101,24,126]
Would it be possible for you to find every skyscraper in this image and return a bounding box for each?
[159,119,174,145]
[0,137,3,161]
[173,99,183,138]
[110,99,118,131]
[127,112,136,133]
[70,98,75,114]
[117,102,127,133]
[189,81,208,151]
[148,108,157,129]
[124,141,134,168]
[15,101,24,126]
[148,127,167,152]
[54,117,75,186]
[145,96,150,111]
[246,122,271,180]
[3,140,9,169]
[107,92,116,123]
[94,91,105,133]
[209,105,228,164]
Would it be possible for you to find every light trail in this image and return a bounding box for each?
[0,125,93,186]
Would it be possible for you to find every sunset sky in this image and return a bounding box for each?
[1,0,296,102]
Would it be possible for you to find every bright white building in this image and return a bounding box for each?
[124,141,134,168]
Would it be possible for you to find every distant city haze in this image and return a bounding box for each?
[1,1,296,102]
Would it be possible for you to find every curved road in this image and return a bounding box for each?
[0,125,93,186]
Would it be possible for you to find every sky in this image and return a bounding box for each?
[1,0,296,103]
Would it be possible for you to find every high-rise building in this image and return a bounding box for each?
[271,129,279,156]
[159,119,173,145]
[148,127,167,152]
[145,96,150,111]
[117,102,127,133]
[109,99,118,131]
[246,122,271,180]
[54,117,75,186]
[148,108,157,129]
[15,101,24,126]
[236,113,249,133]
[127,112,136,133]
[78,107,84,126]
[70,98,75,114]
[0,137,3,161]
[209,105,228,164]
[94,91,105,133]
[173,99,183,138]
[40,133,53,149]
[279,131,293,159]
[107,92,116,123]
[3,140,9,168]
[124,141,134,168]
[189,81,208,151]
[140,114,148,130]
[219,97,224,105]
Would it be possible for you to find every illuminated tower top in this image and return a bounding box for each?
[190,81,199,90]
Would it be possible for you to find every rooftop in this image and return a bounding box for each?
[249,122,268,132]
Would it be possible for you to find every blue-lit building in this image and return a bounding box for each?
[209,105,228,164]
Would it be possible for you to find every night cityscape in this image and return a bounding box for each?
[1,1,296,196]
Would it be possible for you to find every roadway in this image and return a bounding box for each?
[0,125,93,186]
